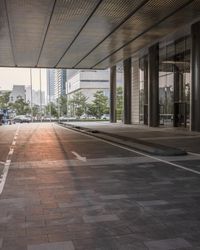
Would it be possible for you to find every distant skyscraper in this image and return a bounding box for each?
[47,69,55,102]
[10,85,26,102]
[54,69,66,99]
[47,69,66,102]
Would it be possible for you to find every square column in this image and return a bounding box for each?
[191,22,200,131]
[131,58,140,124]
[143,56,148,125]
[148,43,159,127]
[110,66,116,123]
[123,58,132,124]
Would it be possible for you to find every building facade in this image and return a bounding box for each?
[54,69,66,100]
[47,69,66,102]
[110,21,200,131]
[26,86,45,106]
[66,70,109,102]
[46,69,55,103]
[10,85,26,102]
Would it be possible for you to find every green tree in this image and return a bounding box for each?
[11,96,31,115]
[32,104,40,117]
[45,102,58,118]
[87,90,108,119]
[0,91,11,109]
[58,95,68,116]
[69,91,88,118]
[116,86,123,120]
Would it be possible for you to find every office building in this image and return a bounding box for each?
[10,85,26,102]
[66,69,109,103]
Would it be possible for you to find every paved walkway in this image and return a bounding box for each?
[1,123,200,249]
[64,121,200,154]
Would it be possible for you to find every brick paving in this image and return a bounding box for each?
[0,123,200,249]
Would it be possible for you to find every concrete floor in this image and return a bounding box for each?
[0,123,200,249]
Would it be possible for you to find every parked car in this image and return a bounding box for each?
[101,114,110,120]
[13,115,31,123]
[80,114,88,119]
[59,116,69,121]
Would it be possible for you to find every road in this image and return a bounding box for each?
[0,123,200,250]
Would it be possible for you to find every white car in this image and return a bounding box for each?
[13,115,31,123]
[101,114,110,120]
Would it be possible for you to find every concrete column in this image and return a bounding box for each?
[131,58,140,124]
[191,22,200,131]
[123,58,132,124]
[110,66,116,123]
[143,56,148,125]
[148,43,159,127]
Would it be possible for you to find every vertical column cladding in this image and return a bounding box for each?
[131,58,140,124]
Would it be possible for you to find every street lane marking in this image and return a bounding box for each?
[8,149,14,155]
[188,152,200,157]
[0,126,19,195]
[71,151,87,162]
[55,124,200,176]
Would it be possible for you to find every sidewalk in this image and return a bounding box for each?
[61,121,200,155]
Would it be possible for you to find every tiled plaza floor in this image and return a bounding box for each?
[0,123,200,249]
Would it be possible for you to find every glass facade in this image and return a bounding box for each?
[139,58,145,124]
[159,36,191,127]
[116,63,124,122]
[138,35,191,128]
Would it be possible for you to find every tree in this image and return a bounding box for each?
[0,91,11,109]
[87,90,108,119]
[68,91,88,118]
[45,102,58,118]
[32,105,40,117]
[116,86,123,120]
[57,95,68,116]
[11,96,31,115]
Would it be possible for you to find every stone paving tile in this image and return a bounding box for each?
[137,200,169,206]
[27,241,75,250]
[0,238,3,248]
[100,194,129,200]
[59,201,89,208]
[83,214,119,223]
[144,238,192,250]
[2,124,200,249]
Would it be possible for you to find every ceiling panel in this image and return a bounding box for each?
[38,0,100,67]
[0,1,15,66]
[76,0,193,69]
[6,0,54,67]
[57,0,146,68]
[94,0,200,69]
[0,0,199,69]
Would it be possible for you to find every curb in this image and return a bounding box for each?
[58,122,187,156]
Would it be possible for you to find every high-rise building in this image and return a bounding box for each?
[54,69,66,100]
[46,69,55,103]
[10,85,26,102]
[46,69,66,102]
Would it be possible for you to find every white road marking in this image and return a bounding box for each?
[8,149,14,155]
[71,151,87,162]
[188,152,200,157]
[0,126,20,195]
[55,124,200,176]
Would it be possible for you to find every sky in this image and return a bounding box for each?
[0,68,47,92]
